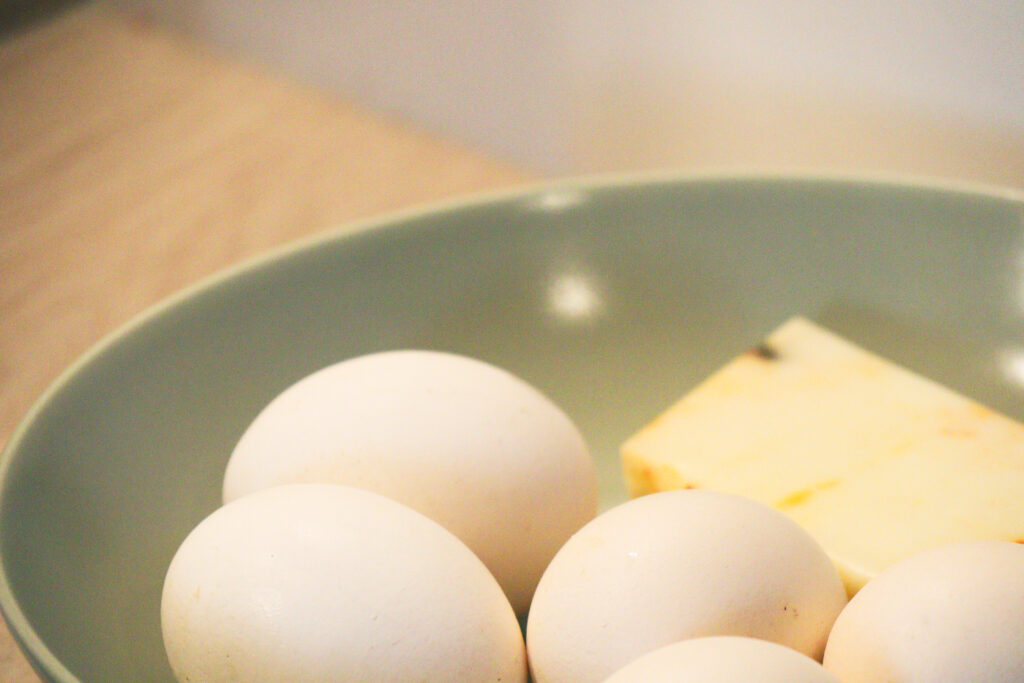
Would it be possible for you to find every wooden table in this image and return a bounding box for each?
[0,4,528,679]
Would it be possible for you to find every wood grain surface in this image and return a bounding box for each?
[0,5,527,679]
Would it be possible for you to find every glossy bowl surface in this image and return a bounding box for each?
[2,172,1023,680]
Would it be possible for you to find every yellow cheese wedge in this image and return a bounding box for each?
[621,316,1024,595]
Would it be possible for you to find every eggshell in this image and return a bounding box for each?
[222,350,597,614]
[823,540,1024,682]
[526,489,847,683]
[161,483,527,682]
[603,636,840,682]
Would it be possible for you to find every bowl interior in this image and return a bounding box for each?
[2,175,1023,680]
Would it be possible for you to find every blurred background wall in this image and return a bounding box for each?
[102,0,1024,187]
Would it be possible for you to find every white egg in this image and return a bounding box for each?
[603,636,840,682]
[823,540,1024,682]
[161,483,527,682]
[223,350,597,615]
[526,490,847,683]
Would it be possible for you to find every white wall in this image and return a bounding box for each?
[107,0,1024,187]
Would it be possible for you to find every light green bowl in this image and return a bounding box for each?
[2,173,1023,680]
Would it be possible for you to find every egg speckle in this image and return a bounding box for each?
[161,483,527,682]
[823,540,1024,682]
[526,490,847,683]
[223,350,597,614]
[603,636,840,682]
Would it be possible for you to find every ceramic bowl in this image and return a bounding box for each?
[2,173,1022,680]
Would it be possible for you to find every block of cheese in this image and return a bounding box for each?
[621,316,1024,595]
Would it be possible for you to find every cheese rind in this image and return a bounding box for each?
[621,316,1024,595]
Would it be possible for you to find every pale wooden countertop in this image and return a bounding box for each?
[0,4,529,679]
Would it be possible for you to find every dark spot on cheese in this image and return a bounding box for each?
[749,343,779,361]
[629,465,658,497]
[940,425,977,438]
[1014,539,1024,544]
[776,479,840,510]
[777,489,813,509]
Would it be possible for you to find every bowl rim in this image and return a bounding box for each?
[1,167,1022,681]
